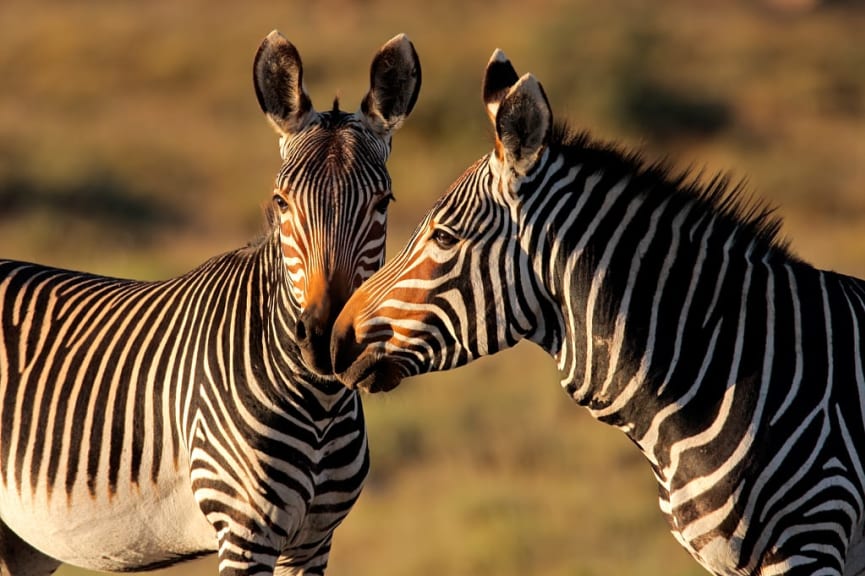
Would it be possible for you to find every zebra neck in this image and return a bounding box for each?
[257,231,348,404]
[546,176,796,439]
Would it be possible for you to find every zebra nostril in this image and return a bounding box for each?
[296,318,308,342]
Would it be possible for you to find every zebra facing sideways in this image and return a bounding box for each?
[331,49,865,575]
[0,31,420,576]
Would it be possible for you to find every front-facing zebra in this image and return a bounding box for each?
[331,50,865,575]
[0,31,420,576]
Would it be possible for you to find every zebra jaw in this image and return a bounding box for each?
[330,322,404,392]
[340,352,404,393]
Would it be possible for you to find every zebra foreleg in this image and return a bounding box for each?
[0,519,61,576]
[273,535,332,576]
[273,560,325,576]
[211,526,281,576]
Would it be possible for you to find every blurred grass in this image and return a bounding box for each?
[0,0,863,575]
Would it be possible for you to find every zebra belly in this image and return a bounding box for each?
[0,469,216,571]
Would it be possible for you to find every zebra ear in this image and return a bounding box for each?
[253,30,316,138]
[483,49,520,124]
[360,33,421,138]
[494,73,552,177]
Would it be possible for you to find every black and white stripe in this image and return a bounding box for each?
[332,50,865,575]
[0,30,420,576]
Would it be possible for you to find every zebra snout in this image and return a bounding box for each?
[296,306,336,375]
[330,321,363,378]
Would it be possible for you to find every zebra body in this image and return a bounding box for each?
[0,31,420,576]
[331,50,865,575]
[0,248,357,572]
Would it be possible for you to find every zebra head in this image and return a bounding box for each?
[254,31,421,376]
[331,50,555,391]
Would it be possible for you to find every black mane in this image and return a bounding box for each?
[549,121,795,261]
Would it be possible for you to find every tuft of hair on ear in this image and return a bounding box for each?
[253,30,316,137]
[483,49,519,123]
[495,73,552,176]
[360,33,421,137]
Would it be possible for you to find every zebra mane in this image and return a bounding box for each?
[550,121,795,261]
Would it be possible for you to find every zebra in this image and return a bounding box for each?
[330,48,865,575]
[0,30,420,576]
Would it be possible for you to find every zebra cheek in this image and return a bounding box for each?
[367,361,404,393]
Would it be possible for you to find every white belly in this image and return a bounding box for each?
[0,468,216,572]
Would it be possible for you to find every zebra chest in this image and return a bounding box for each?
[188,393,369,556]
[283,403,369,555]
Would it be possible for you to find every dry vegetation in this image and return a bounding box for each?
[1,0,863,575]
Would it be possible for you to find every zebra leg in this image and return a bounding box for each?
[273,535,332,576]
[213,527,279,576]
[0,519,61,576]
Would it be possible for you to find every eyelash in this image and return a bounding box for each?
[374,193,394,214]
[431,228,459,249]
[272,194,289,211]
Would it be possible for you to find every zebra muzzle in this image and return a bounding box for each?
[330,321,404,393]
[331,321,363,377]
[296,306,336,375]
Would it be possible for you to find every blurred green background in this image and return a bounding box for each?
[1,0,864,575]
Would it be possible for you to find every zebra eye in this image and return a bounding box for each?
[431,228,459,249]
[272,194,289,212]
[374,193,394,214]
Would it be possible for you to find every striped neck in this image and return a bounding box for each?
[257,229,347,399]
[520,137,794,433]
